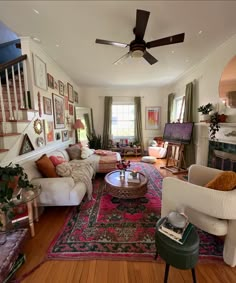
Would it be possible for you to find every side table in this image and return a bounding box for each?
[0,228,28,283]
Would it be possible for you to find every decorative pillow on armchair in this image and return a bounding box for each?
[205,171,236,191]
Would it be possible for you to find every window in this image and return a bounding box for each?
[173,96,185,122]
[111,104,135,139]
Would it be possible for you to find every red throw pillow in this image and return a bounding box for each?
[49,155,66,166]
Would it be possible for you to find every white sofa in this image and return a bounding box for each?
[161,164,236,267]
[22,149,94,207]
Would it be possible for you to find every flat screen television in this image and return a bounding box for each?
[163,122,194,144]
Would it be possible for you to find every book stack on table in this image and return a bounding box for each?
[158,217,193,245]
[127,172,140,184]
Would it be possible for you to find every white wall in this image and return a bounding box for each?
[1,37,80,165]
[80,86,168,149]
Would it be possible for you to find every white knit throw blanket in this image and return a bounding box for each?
[56,160,95,200]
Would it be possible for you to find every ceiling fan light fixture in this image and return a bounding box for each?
[131,49,144,58]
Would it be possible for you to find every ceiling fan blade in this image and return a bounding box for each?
[135,9,150,40]
[146,33,185,49]
[113,52,131,65]
[95,39,128,48]
[143,51,158,65]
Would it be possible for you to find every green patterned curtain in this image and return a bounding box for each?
[102,96,112,149]
[83,113,91,137]
[134,97,144,154]
[183,82,195,168]
[167,93,175,123]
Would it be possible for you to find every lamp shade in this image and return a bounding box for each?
[74,119,85,129]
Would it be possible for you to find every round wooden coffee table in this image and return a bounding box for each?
[104,170,148,199]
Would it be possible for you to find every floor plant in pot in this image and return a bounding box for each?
[0,163,32,231]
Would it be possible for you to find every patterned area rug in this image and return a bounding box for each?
[47,162,224,262]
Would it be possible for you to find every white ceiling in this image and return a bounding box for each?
[1,1,236,88]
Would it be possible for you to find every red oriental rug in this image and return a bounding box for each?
[47,162,224,262]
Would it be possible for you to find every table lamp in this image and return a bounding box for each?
[73,119,85,142]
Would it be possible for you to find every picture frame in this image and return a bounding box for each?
[58,80,64,96]
[69,104,74,115]
[52,93,65,129]
[19,134,34,155]
[74,91,79,103]
[33,54,47,90]
[67,83,74,102]
[47,73,54,89]
[145,106,161,130]
[43,97,52,115]
[62,130,69,142]
[44,120,54,143]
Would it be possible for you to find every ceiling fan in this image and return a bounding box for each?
[95,9,185,65]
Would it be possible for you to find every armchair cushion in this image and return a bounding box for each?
[205,171,236,191]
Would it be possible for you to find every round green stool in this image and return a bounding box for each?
[155,217,199,283]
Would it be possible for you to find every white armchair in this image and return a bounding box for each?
[161,164,236,267]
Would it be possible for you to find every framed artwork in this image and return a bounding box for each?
[47,73,54,89]
[67,83,74,102]
[145,106,161,130]
[43,97,52,115]
[44,120,54,143]
[55,132,61,140]
[74,91,79,103]
[54,80,58,90]
[69,104,74,115]
[33,54,47,90]
[52,93,65,129]
[62,130,69,142]
[64,96,69,110]
[19,134,34,155]
[58,80,64,96]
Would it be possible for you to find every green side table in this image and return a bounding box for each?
[155,217,199,283]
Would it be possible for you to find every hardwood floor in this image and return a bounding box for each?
[16,158,236,283]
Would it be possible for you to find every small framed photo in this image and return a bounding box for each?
[74,91,79,103]
[58,80,64,96]
[43,97,52,115]
[33,54,47,90]
[67,83,74,102]
[47,73,54,89]
[52,93,65,129]
[62,130,69,142]
[44,120,54,143]
[69,104,74,115]
[145,106,161,130]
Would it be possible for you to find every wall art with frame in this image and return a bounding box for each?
[69,104,74,115]
[33,54,47,90]
[74,91,79,103]
[44,120,54,143]
[67,83,74,102]
[47,73,54,89]
[62,130,69,142]
[19,134,34,155]
[52,93,65,129]
[58,80,64,96]
[43,97,52,115]
[145,106,161,130]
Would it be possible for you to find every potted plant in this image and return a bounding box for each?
[209,112,220,140]
[0,163,32,229]
[87,132,102,149]
[197,103,213,121]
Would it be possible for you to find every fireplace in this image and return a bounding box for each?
[208,141,236,171]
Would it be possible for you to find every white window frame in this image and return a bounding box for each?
[173,95,185,123]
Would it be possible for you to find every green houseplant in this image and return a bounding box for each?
[209,112,220,140]
[0,163,32,228]
[87,132,102,149]
[197,103,213,115]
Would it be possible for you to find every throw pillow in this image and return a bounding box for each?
[49,155,66,166]
[35,154,58,178]
[66,145,82,160]
[205,171,236,191]
[81,147,94,159]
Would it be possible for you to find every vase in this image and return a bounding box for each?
[201,114,210,122]
[120,169,125,178]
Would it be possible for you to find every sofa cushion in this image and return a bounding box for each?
[205,171,236,191]
[35,154,58,178]
[49,155,66,166]
[66,145,82,160]
[81,147,94,159]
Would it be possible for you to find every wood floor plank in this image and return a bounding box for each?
[15,158,236,283]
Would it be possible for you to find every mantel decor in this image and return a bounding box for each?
[33,54,47,90]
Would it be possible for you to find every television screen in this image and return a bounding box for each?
[163,122,194,144]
